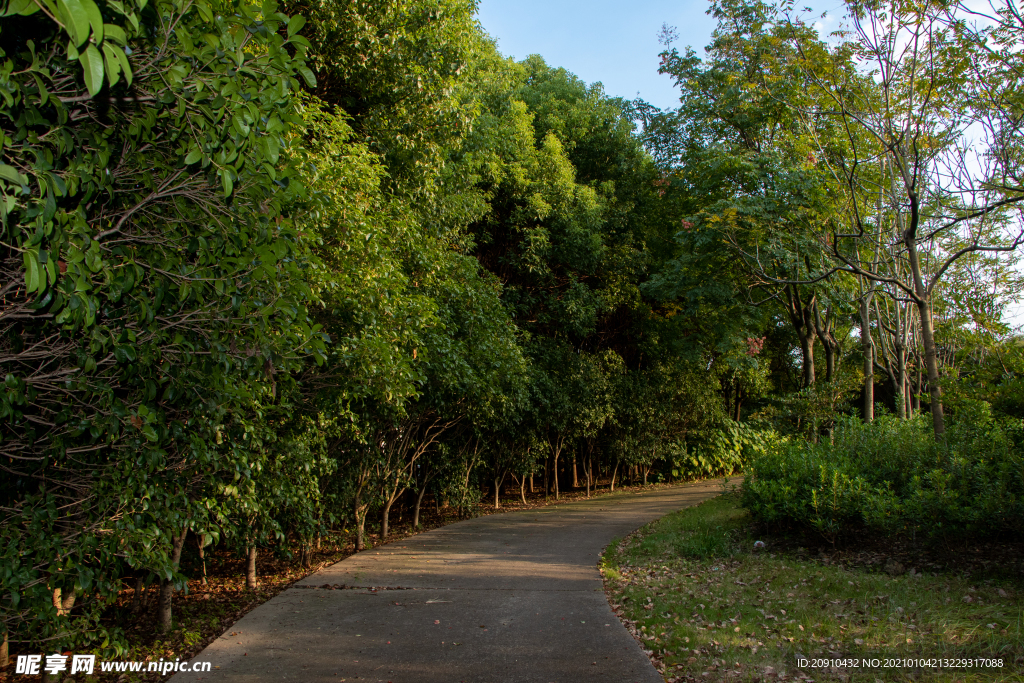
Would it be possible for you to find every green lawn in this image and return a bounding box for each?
[600,492,1024,682]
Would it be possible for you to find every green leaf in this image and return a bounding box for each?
[221,170,233,196]
[102,42,122,87]
[24,252,41,293]
[103,23,126,44]
[286,14,304,37]
[4,0,40,16]
[297,66,316,88]
[194,0,211,21]
[114,45,132,86]
[57,0,90,47]
[81,0,102,42]
[184,147,203,165]
[0,164,28,186]
[264,135,280,164]
[79,44,104,96]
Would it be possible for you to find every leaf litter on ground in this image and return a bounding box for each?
[601,492,1024,683]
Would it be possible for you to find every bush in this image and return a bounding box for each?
[741,401,1024,543]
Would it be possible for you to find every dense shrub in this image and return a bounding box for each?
[742,401,1024,542]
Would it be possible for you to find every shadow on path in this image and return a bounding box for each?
[172,480,725,683]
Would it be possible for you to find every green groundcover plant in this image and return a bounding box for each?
[742,401,1024,543]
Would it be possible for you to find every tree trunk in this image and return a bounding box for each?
[906,215,944,436]
[610,460,619,492]
[811,302,836,384]
[529,473,534,493]
[197,534,207,586]
[785,285,816,387]
[131,576,145,613]
[909,374,917,417]
[916,297,945,436]
[552,451,560,500]
[245,545,258,590]
[493,475,502,509]
[354,490,366,551]
[413,482,429,528]
[572,458,578,488]
[543,457,549,501]
[158,528,188,633]
[913,369,922,413]
[585,456,591,498]
[859,296,874,422]
[799,332,816,387]
[520,475,527,504]
[895,343,908,419]
[381,498,393,539]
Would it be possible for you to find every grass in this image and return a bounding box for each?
[601,491,1024,682]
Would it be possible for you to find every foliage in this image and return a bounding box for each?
[4,0,1020,658]
[742,406,1024,542]
[0,0,318,650]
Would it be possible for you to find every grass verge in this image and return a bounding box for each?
[601,490,1024,682]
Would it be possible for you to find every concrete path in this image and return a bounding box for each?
[173,480,724,683]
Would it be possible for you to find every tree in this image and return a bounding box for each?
[0,0,318,644]
[786,0,1024,436]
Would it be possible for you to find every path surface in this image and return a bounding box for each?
[173,480,724,683]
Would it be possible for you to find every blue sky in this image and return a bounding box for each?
[475,0,846,111]
[476,0,711,111]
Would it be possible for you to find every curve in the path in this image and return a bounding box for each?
[172,480,724,683]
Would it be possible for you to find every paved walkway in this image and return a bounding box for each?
[173,480,724,683]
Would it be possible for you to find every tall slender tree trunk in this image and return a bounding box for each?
[520,475,527,504]
[895,344,908,419]
[158,527,188,633]
[543,457,549,501]
[905,211,945,436]
[493,474,502,509]
[610,461,619,492]
[916,297,945,436]
[913,368,922,413]
[812,302,836,384]
[354,491,366,551]
[799,333,816,387]
[553,452,560,499]
[585,456,592,498]
[381,498,393,539]
[859,296,874,422]
[904,374,913,417]
[785,285,817,387]
[413,482,429,528]
[131,576,145,613]
[196,534,207,586]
